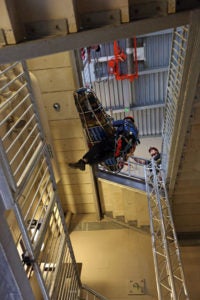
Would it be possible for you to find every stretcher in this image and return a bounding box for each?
[73,88,123,172]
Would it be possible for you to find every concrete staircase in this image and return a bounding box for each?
[104,211,150,235]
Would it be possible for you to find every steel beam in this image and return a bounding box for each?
[0,10,192,64]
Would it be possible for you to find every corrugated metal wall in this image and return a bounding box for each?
[81,29,173,138]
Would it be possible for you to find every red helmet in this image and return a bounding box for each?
[124,116,134,123]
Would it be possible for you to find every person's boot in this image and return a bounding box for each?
[68,159,86,171]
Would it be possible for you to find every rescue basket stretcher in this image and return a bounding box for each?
[73,88,124,172]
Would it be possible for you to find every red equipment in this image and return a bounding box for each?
[108,37,138,82]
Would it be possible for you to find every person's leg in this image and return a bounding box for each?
[68,158,86,170]
[68,137,115,171]
[83,138,115,164]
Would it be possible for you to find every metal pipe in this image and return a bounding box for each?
[49,236,66,297]
[19,154,46,209]
[0,82,27,110]
[0,139,17,192]
[14,202,50,300]
[10,123,38,165]
[5,114,35,153]
[23,164,49,220]
[151,159,177,299]
[0,71,24,92]
[145,167,162,300]
[2,102,33,141]
[0,93,30,127]
[0,62,19,74]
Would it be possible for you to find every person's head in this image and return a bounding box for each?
[124,116,134,124]
[148,147,160,158]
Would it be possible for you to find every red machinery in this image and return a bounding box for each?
[108,37,138,82]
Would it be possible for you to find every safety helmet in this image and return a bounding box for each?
[148,147,159,153]
[124,116,134,123]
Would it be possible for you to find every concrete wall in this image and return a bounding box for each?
[181,246,200,300]
[70,226,157,299]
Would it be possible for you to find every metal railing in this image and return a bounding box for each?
[0,61,43,191]
[0,61,81,299]
[80,284,110,300]
[145,160,189,300]
[98,155,146,181]
[162,25,189,178]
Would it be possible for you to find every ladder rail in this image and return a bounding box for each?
[145,160,189,299]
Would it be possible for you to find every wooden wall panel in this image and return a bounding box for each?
[58,183,94,195]
[42,91,78,120]
[60,193,95,204]
[56,149,86,163]
[31,67,76,92]
[49,119,83,139]
[61,172,92,185]
[0,0,25,44]
[62,203,96,214]
[27,52,72,69]
[16,0,77,33]
[76,0,129,23]
[27,52,98,216]
[53,137,86,152]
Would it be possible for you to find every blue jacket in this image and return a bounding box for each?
[112,119,139,141]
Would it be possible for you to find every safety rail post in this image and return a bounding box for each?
[144,160,189,299]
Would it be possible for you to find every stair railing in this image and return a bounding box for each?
[80,284,110,300]
[0,61,81,299]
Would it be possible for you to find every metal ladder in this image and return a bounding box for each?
[145,160,189,299]
[162,25,189,174]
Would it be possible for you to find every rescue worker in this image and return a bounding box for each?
[68,116,139,171]
[134,147,161,166]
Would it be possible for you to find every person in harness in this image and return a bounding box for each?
[68,116,140,171]
[113,116,140,160]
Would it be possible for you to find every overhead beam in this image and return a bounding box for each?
[0,10,193,64]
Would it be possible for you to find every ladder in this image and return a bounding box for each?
[145,160,189,299]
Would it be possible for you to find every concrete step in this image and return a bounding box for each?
[104,212,149,235]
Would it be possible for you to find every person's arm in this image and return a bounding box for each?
[133,157,149,165]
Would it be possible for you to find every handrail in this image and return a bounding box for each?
[98,155,147,182]
[82,284,110,300]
